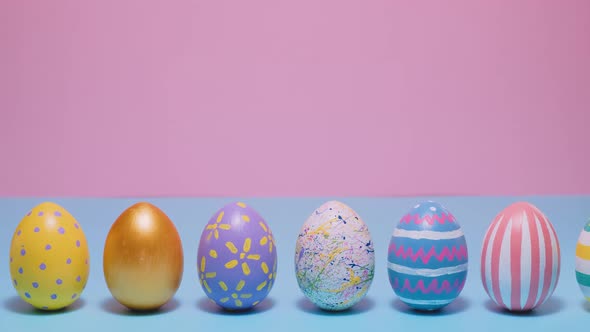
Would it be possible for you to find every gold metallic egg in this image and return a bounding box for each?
[103,202,183,310]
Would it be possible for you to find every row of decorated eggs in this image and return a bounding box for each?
[9,201,272,311]
[7,200,583,313]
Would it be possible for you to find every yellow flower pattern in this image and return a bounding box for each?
[206,211,231,241]
[256,258,277,292]
[218,280,252,307]
[238,202,250,222]
[224,238,260,276]
[259,221,275,253]
[197,202,277,310]
[199,249,219,293]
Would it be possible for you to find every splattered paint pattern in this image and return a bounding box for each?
[295,201,375,311]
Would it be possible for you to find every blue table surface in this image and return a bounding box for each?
[1,196,589,331]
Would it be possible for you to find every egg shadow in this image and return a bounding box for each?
[3,296,86,315]
[197,297,275,315]
[483,297,565,316]
[296,297,375,316]
[390,296,469,316]
[100,297,180,316]
[581,300,590,312]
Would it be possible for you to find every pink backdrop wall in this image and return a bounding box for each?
[1,1,589,197]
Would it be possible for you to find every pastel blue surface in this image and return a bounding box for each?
[1,196,589,332]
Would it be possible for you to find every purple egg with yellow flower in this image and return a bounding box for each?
[197,202,277,310]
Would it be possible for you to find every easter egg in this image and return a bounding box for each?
[9,202,89,310]
[575,219,590,300]
[103,202,184,311]
[197,202,277,310]
[481,202,560,311]
[295,201,375,311]
[388,201,468,311]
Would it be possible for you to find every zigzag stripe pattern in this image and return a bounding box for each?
[392,277,466,295]
[388,244,468,264]
[400,213,455,225]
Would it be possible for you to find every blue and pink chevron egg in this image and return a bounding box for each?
[388,201,468,311]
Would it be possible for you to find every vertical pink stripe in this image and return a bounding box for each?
[536,210,554,306]
[480,215,498,297]
[543,211,561,293]
[510,213,523,310]
[491,215,511,308]
[523,208,540,310]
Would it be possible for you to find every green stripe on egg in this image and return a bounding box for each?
[576,271,590,287]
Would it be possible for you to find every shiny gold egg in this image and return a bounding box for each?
[103,202,183,310]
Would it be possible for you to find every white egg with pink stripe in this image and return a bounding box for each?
[480,202,560,311]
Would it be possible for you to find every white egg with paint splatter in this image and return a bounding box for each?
[294,201,375,311]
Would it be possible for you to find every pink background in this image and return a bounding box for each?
[1,1,589,197]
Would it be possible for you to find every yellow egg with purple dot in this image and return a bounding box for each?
[9,202,90,310]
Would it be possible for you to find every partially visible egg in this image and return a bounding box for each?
[388,201,468,311]
[481,202,560,311]
[295,201,375,311]
[197,202,277,310]
[575,219,590,300]
[103,202,184,311]
[9,202,90,310]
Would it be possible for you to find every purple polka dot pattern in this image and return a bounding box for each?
[10,202,90,310]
